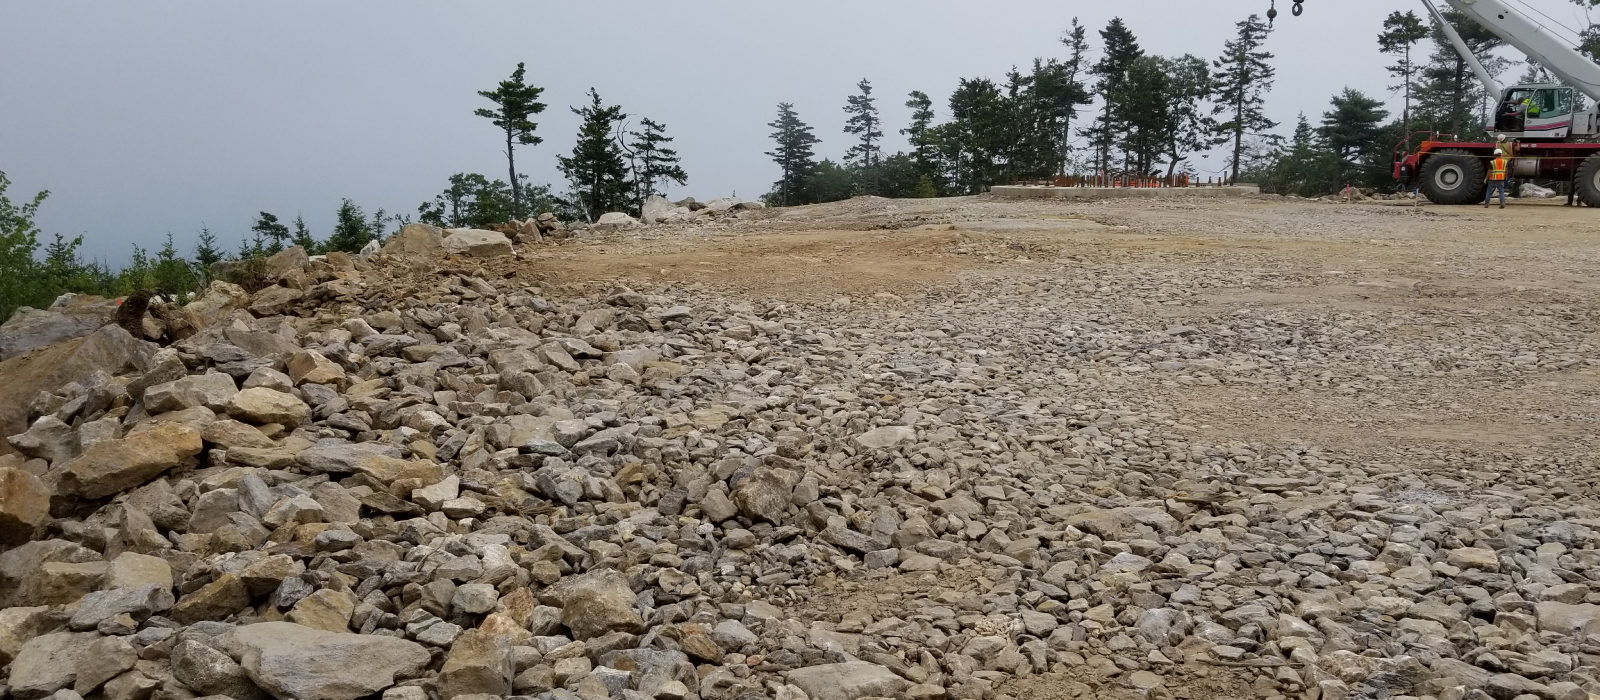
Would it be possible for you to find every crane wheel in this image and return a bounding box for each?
[1578,154,1600,208]
[1418,149,1488,205]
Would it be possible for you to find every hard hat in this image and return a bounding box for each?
[1494,148,1504,155]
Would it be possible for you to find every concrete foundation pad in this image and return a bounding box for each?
[991,185,1260,200]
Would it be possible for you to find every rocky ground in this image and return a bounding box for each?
[2,193,1600,700]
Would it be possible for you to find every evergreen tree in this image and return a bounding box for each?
[1085,18,1144,174]
[369,208,394,243]
[903,90,940,189]
[1155,55,1214,180]
[842,79,884,193]
[1211,13,1277,182]
[291,215,318,252]
[1415,9,1506,137]
[193,225,223,269]
[1057,19,1094,174]
[764,102,820,206]
[805,160,856,204]
[475,62,547,219]
[558,88,633,221]
[1017,58,1091,179]
[250,212,291,255]
[153,232,196,296]
[323,198,374,254]
[1119,57,1171,176]
[1261,114,1336,197]
[947,78,1008,193]
[1319,89,1390,189]
[1378,11,1430,135]
[627,117,689,204]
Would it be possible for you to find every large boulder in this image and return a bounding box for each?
[442,228,513,258]
[169,281,251,339]
[0,466,50,544]
[642,196,676,224]
[261,246,310,283]
[222,622,431,700]
[55,422,203,498]
[595,212,639,228]
[543,568,644,639]
[381,223,445,257]
[227,387,311,428]
[0,294,119,360]
[8,631,99,699]
[438,628,514,697]
[143,371,239,413]
[784,662,911,700]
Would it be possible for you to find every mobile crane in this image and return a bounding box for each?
[1275,0,1600,206]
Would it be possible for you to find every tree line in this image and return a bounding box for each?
[760,14,1281,206]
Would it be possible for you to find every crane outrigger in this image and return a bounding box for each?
[1278,0,1600,205]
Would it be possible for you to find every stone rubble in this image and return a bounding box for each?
[0,205,1598,700]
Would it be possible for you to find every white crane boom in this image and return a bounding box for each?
[1439,0,1600,103]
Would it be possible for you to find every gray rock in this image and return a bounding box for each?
[784,662,910,700]
[8,632,98,700]
[223,622,430,700]
[172,640,263,700]
[545,569,643,640]
[443,228,514,258]
[69,584,174,631]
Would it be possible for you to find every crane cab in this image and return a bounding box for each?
[1492,84,1577,139]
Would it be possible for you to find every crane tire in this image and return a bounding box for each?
[1419,149,1488,205]
[1578,154,1600,208]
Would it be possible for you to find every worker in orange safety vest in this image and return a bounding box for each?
[1484,149,1510,209]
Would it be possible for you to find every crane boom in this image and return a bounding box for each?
[1422,0,1503,99]
[1440,0,1600,103]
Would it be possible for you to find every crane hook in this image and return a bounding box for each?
[1267,0,1277,26]
[1292,0,1304,16]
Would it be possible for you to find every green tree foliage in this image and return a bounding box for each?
[1211,13,1277,182]
[1378,11,1430,134]
[193,225,224,270]
[902,90,941,189]
[558,88,634,221]
[476,62,547,219]
[1153,55,1214,180]
[419,173,512,228]
[764,102,820,206]
[626,117,689,205]
[0,171,50,320]
[843,79,884,193]
[876,153,927,198]
[805,160,857,204]
[1414,9,1507,138]
[947,77,1008,193]
[323,198,375,254]
[1572,0,1600,61]
[291,215,318,252]
[1319,88,1390,189]
[1085,18,1145,173]
[250,212,291,256]
[1259,114,1337,197]
[1056,19,1094,174]
[152,232,198,296]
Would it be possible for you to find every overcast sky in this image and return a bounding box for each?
[2,1,1593,264]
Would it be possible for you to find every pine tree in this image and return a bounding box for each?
[1379,11,1430,135]
[557,88,633,221]
[250,212,291,255]
[369,208,393,243]
[475,62,547,219]
[627,118,689,205]
[1319,89,1390,189]
[1057,19,1094,174]
[153,232,196,296]
[323,199,374,254]
[1262,113,1336,197]
[1156,55,1213,180]
[842,79,883,194]
[903,91,940,189]
[1211,13,1277,182]
[1415,9,1506,137]
[765,103,820,206]
[193,225,223,269]
[291,215,318,252]
[947,78,1008,193]
[1086,18,1144,174]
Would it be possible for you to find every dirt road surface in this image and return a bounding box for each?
[514,193,1600,699]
